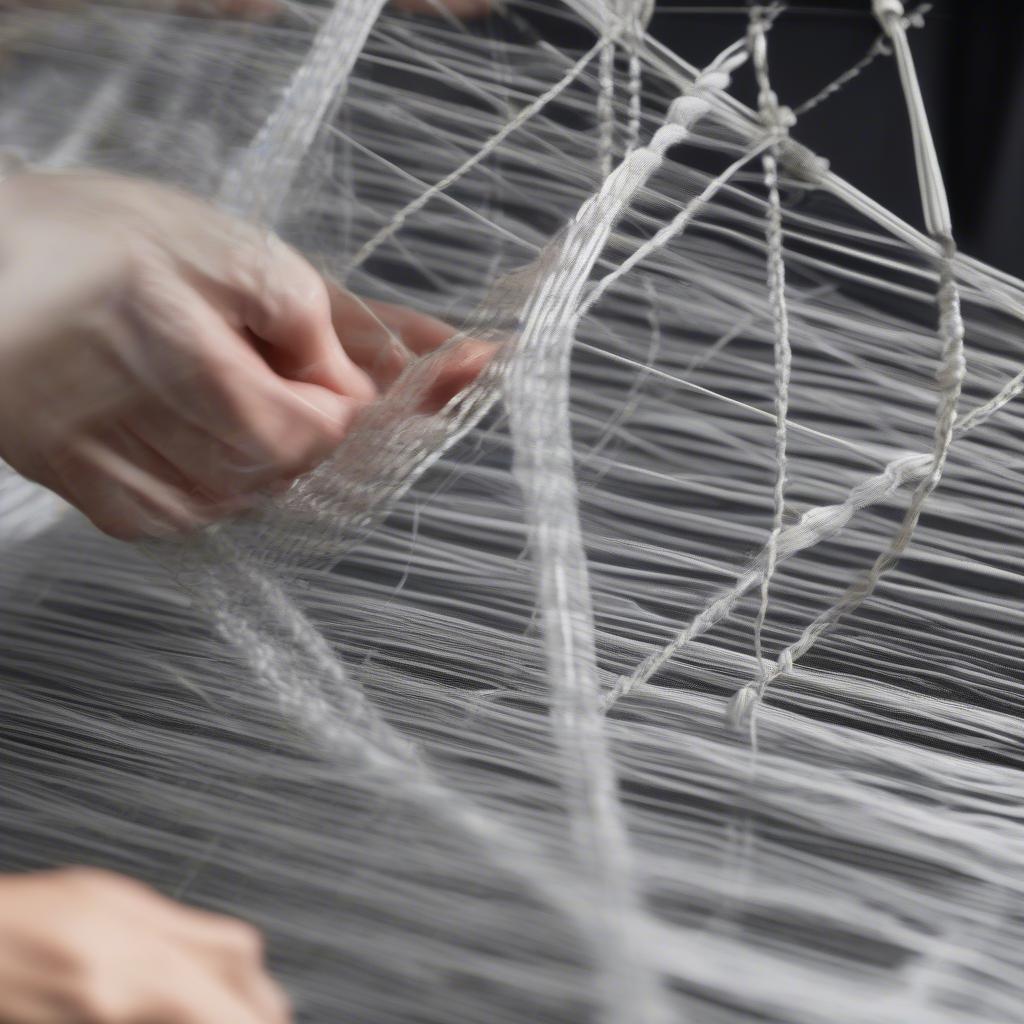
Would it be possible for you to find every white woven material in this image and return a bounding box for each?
[1,3,1023,1022]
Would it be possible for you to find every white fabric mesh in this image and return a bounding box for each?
[1,3,1023,1022]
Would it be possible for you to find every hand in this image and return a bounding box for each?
[0,170,486,540]
[0,868,289,1024]
[325,286,493,417]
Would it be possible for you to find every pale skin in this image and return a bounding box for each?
[0,869,291,1024]
[0,2,491,1013]
[0,168,493,538]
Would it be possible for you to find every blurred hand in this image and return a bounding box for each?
[0,170,486,540]
[0,868,289,1024]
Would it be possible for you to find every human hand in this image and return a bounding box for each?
[0,868,289,1024]
[0,170,486,540]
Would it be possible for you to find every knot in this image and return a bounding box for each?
[794,504,838,539]
[694,69,731,94]
[760,101,796,144]
[716,49,751,77]
[726,684,760,732]
[602,673,631,710]
[747,21,768,63]
[758,86,781,116]
[608,0,655,44]
[758,91,795,136]
[650,123,689,154]
[779,140,829,184]
[634,0,656,33]
[667,95,711,129]
[935,353,966,392]
[906,7,928,29]
[775,104,797,130]
[872,0,905,22]
[626,147,664,177]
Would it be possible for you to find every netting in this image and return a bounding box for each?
[1,1,1023,1022]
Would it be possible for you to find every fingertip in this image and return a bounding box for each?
[336,357,378,405]
[362,297,457,356]
[419,338,496,413]
[283,382,365,443]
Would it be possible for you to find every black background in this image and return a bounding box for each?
[648,0,1024,279]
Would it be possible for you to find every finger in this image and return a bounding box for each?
[49,446,192,541]
[329,285,495,410]
[119,272,363,475]
[168,346,362,484]
[187,935,291,1024]
[232,239,376,401]
[48,428,245,540]
[130,404,293,501]
[161,914,290,1024]
[327,284,460,390]
[416,337,497,414]
[118,422,269,520]
[331,288,456,360]
[112,893,290,1024]
[151,951,281,1024]
[326,290,410,391]
[130,225,375,404]
[53,869,287,1024]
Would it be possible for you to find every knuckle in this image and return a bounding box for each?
[60,867,153,904]
[223,415,287,469]
[261,251,331,334]
[268,980,293,1024]
[284,278,327,326]
[215,389,333,475]
[195,469,242,501]
[114,234,168,307]
[287,267,331,326]
[274,427,333,475]
[46,930,119,1021]
[251,433,309,475]
[74,976,130,1024]
[193,353,243,407]
[59,866,123,893]
[90,512,142,543]
[189,356,262,431]
[149,991,195,1024]
[229,410,315,474]
[222,920,264,962]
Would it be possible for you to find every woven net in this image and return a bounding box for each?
[1,2,1023,1021]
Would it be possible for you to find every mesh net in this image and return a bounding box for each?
[1,2,1023,1022]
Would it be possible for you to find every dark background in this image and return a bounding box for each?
[647,0,1024,279]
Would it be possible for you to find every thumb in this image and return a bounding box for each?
[279,380,366,446]
[240,252,377,403]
